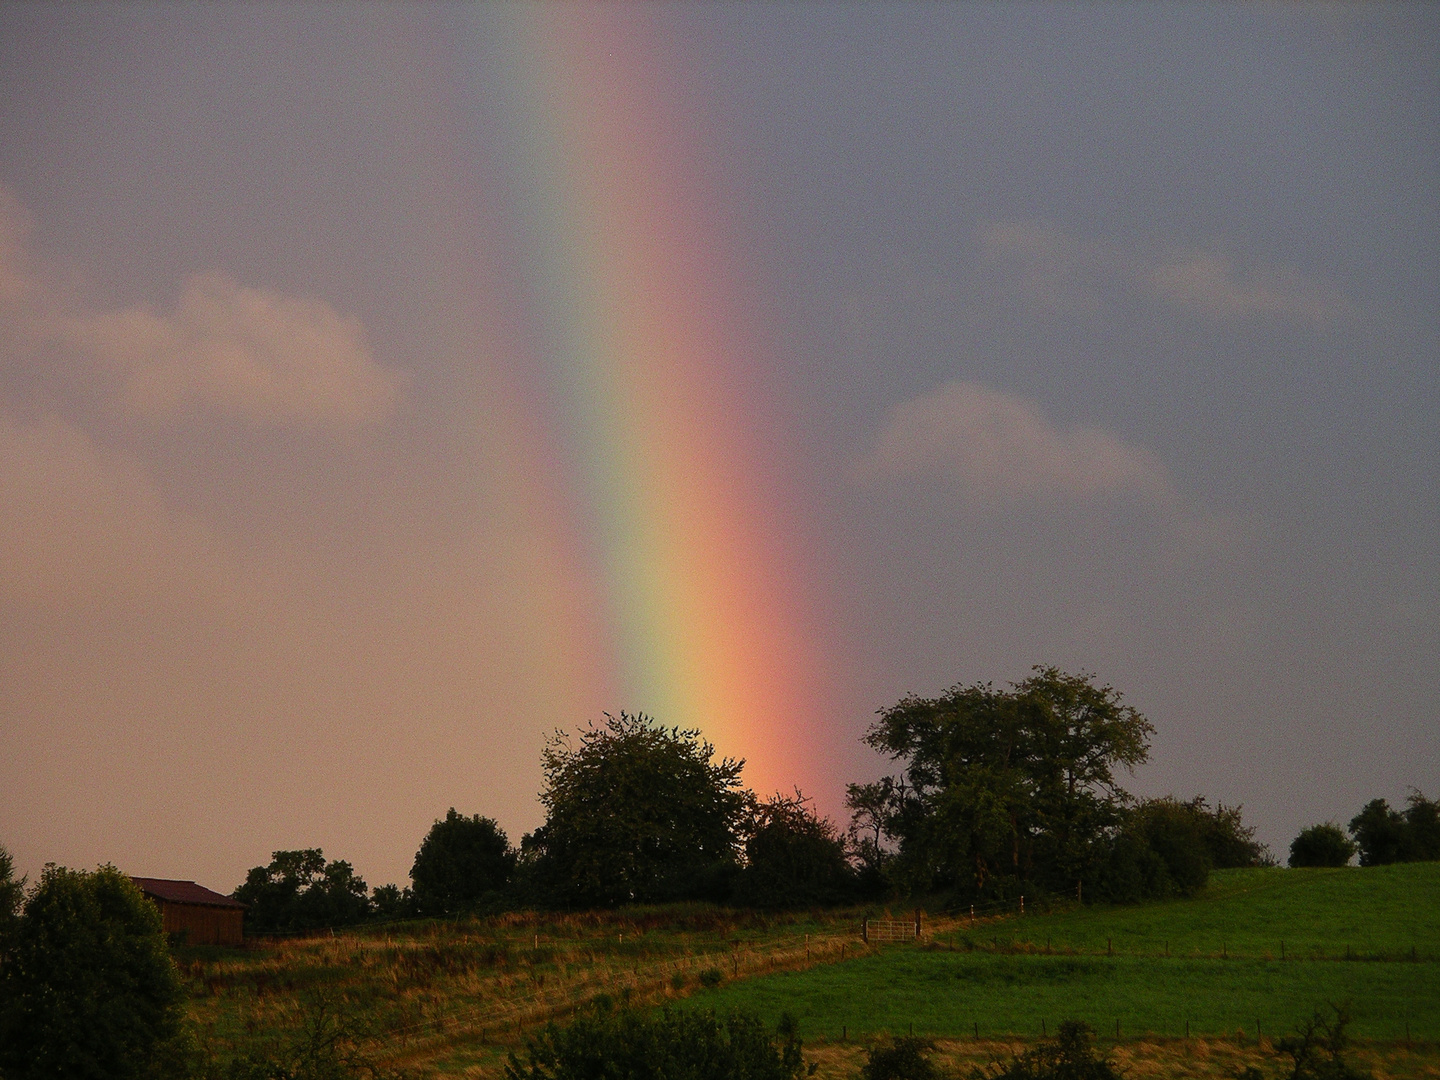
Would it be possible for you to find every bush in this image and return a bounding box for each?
[0,864,188,1080]
[863,1036,940,1080]
[974,1020,1120,1080]
[1276,1004,1371,1080]
[1289,824,1356,868]
[698,967,725,988]
[503,1006,808,1080]
[1097,799,1211,903]
[410,809,516,915]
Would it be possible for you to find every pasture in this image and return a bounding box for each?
[176,864,1440,1077]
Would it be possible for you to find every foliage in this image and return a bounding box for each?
[1181,796,1273,869]
[368,883,413,921]
[1276,1004,1372,1080]
[859,667,1153,900]
[522,712,749,907]
[862,1036,941,1080]
[1099,797,1212,902]
[503,1005,810,1080]
[1289,824,1356,868]
[233,850,371,933]
[0,864,188,1080]
[410,808,516,915]
[974,1021,1121,1080]
[0,844,23,944]
[1348,790,1440,866]
[734,791,853,908]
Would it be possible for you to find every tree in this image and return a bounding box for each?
[522,713,749,907]
[733,791,853,909]
[1181,796,1272,868]
[1289,823,1356,868]
[233,849,371,932]
[1347,800,1405,866]
[1100,798,1212,902]
[0,865,187,1080]
[861,1036,940,1080]
[410,809,516,915]
[859,667,1152,899]
[1277,1005,1372,1080]
[1400,789,1440,862]
[0,844,23,945]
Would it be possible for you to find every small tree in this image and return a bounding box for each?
[1277,1004,1371,1080]
[0,865,187,1080]
[411,809,516,915]
[1289,824,1356,868]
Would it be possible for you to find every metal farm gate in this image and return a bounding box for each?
[861,912,922,943]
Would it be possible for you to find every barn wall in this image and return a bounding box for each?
[159,902,244,946]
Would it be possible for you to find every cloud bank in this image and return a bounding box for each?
[0,186,401,430]
[854,380,1172,506]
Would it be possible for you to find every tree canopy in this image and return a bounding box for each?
[522,712,749,907]
[854,667,1153,900]
[411,808,516,915]
[0,865,187,1080]
[233,849,371,932]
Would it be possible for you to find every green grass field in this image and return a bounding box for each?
[686,865,1440,1043]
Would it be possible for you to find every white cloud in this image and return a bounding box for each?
[853,380,1173,506]
[0,185,401,430]
[1148,253,1351,324]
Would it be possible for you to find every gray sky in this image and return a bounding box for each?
[1,3,1435,893]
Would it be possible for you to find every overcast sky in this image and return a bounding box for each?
[1,3,1435,893]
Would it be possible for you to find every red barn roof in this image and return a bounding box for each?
[131,877,245,909]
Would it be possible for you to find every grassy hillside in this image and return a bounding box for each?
[688,865,1440,1044]
[176,864,1439,1076]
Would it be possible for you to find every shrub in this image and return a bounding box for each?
[698,966,725,988]
[1276,1004,1371,1080]
[0,865,188,1080]
[863,1036,940,1080]
[1289,824,1356,868]
[503,1006,808,1080]
[974,1020,1120,1080]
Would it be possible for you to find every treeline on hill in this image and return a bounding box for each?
[1289,790,1440,868]
[234,668,1293,931]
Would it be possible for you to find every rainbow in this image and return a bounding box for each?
[454,8,835,797]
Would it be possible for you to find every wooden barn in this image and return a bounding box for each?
[131,877,245,946]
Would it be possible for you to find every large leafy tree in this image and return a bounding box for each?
[856,667,1153,899]
[411,809,517,915]
[523,712,749,907]
[0,865,187,1080]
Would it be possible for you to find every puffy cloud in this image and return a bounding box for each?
[1148,253,1351,325]
[0,185,401,430]
[58,273,400,429]
[853,380,1172,506]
